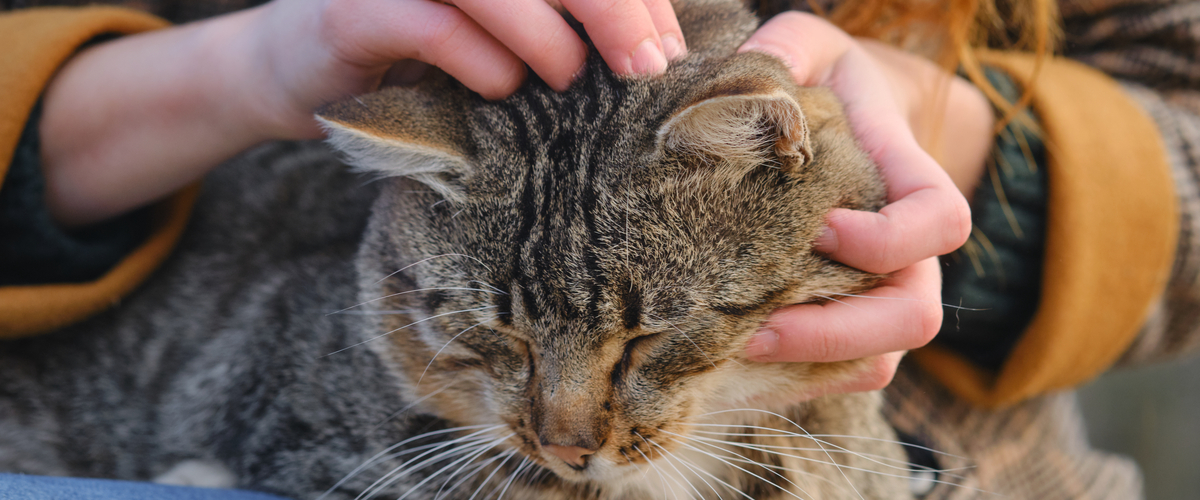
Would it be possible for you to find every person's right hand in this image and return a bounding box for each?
[243,0,689,141]
[40,0,687,227]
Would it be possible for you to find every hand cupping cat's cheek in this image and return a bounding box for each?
[809,46,971,273]
[739,12,971,274]
[747,257,943,364]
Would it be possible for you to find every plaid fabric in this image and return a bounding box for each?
[887,2,1200,497]
[884,365,1144,499]
[888,1,1200,497]
[1060,0,1200,364]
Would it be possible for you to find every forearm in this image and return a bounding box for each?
[38,7,276,227]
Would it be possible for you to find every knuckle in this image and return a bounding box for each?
[480,63,524,100]
[595,0,627,19]
[813,329,848,362]
[317,0,358,45]
[866,228,899,274]
[914,301,943,346]
[945,194,973,251]
[863,360,897,391]
[421,8,470,56]
[772,10,820,29]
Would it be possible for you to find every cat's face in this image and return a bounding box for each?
[318,13,885,489]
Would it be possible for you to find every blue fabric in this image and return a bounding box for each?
[0,473,292,500]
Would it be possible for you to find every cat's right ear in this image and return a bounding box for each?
[317,87,471,202]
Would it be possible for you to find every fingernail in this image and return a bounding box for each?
[814,226,837,253]
[738,42,793,69]
[630,39,667,76]
[661,34,686,61]
[746,329,779,360]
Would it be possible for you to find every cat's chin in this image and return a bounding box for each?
[533,437,746,499]
[554,453,712,496]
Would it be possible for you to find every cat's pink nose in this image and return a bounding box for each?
[543,443,595,469]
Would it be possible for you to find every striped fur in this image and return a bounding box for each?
[0,1,916,499]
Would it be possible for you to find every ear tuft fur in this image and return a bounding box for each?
[658,90,812,179]
[317,87,472,202]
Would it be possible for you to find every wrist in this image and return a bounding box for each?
[191,6,295,143]
[38,13,275,226]
[857,40,992,201]
[929,79,992,202]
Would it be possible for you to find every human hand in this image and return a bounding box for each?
[40,0,686,226]
[244,0,689,140]
[738,13,987,396]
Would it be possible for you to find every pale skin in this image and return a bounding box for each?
[36,1,986,398]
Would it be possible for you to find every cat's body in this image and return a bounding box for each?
[0,1,916,498]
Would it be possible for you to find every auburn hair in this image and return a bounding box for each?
[756,0,1060,127]
[833,0,1058,124]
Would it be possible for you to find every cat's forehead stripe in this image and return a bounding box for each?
[487,74,643,329]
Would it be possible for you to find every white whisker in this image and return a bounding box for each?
[468,281,508,295]
[814,291,988,311]
[641,434,713,500]
[652,442,756,500]
[330,309,421,316]
[418,316,500,385]
[664,430,823,499]
[682,420,969,464]
[696,408,864,500]
[632,445,678,500]
[375,254,493,285]
[321,305,497,357]
[320,424,501,500]
[433,448,515,500]
[683,431,989,494]
[358,440,490,500]
[353,426,506,500]
[648,313,737,370]
[327,287,501,316]
[492,456,531,500]
[685,430,972,476]
[372,380,460,431]
[395,434,515,500]
[467,449,518,500]
[658,433,806,500]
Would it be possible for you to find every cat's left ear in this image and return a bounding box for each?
[317,87,471,201]
[658,77,812,176]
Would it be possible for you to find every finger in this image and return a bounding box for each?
[641,0,687,60]
[739,13,971,273]
[829,351,905,394]
[746,258,943,363]
[452,0,588,92]
[560,0,669,75]
[818,48,971,271]
[738,11,853,86]
[817,187,970,274]
[322,0,527,99]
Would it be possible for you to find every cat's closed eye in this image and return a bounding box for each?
[613,332,664,382]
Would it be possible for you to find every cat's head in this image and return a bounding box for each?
[317,2,885,489]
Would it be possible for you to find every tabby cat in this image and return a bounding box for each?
[0,1,919,498]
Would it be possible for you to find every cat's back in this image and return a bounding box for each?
[0,140,386,481]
